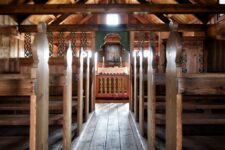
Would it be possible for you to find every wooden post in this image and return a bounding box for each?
[165,22,183,150]
[91,32,96,111]
[63,42,73,150]
[77,48,84,135]
[30,59,37,150]
[133,51,138,121]
[139,50,144,135]
[147,46,156,150]
[129,54,133,111]
[158,32,166,73]
[30,22,49,150]
[85,53,90,121]
[130,31,134,111]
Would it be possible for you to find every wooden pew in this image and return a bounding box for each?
[0,23,50,150]
[165,22,225,150]
[139,26,225,150]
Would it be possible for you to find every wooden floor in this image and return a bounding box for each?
[73,103,144,150]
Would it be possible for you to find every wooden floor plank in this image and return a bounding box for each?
[76,113,99,150]
[106,104,120,150]
[89,104,110,150]
[74,103,144,150]
[117,103,138,150]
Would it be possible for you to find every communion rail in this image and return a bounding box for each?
[96,75,130,100]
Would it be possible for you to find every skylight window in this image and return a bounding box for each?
[219,0,225,4]
[106,14,119,26]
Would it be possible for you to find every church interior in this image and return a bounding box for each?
[0,0,225,150]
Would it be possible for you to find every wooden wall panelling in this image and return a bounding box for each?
[206,38,225,72]
[165,22,182,150]
[30,22,49,150]
[63,43,73,150]
[147,46,156,150]
[0,33,10,58]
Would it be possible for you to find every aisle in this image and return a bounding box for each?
[73,103,144,150]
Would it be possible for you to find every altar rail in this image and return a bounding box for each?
[96,75,130,99]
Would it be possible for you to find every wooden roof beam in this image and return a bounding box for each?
[15,24,206,32]
[50,14,70,25]
[0,4,225,14]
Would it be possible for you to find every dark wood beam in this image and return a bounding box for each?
[0,4,225,14]
[15,24,206,32]
[50,14,70,25]
[9,0,30,24]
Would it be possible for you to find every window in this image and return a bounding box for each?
[106,14,119,26]
[219,0,225,4]
[219,0,225,17]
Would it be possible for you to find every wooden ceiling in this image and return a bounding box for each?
[0,0,220,26]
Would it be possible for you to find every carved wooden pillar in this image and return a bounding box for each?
[166,22,183,150]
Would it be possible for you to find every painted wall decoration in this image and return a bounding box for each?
[47,32,53,57]
[58,32,65,57]
[70,32,77,56]
[182,37,204,73]
[24,33,32,58]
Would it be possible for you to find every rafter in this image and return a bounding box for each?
[175,0,209,24]
[133,15,149,24]
[50,14,70,25]
[0,4,224,14]
[49,0,89,25]
[137,0,170,24]
[78,14,93,24]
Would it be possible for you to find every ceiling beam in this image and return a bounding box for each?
[0,4,225,15]
[14,24,206,32]
[0,4,225,14]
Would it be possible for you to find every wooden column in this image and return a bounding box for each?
[158,32,166,73]
[30,22,49,150]
[139,50,144,135]
[129,31,134,111]
[77,48,84,135]
[147,47,156,150]
[133,51,138,121]
[91,32,96,111]
[166,22,182,150]
[63,42,73,150]
[30,62,37,150]
[85,54,90,121]
[129,62,133,111]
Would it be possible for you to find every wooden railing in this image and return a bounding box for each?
[96,75,129,99]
